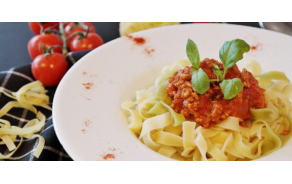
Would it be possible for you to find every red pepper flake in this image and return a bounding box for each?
[281,130,290,135]
[134,37,146,45]
[102,153,115,160]
[250,43,262,51]
[109,148,116,151]
[83,72,87,75]
[84,119,91,127]
[126,35,146,45]
[81,119,91,133]
[145,47,155,55]
[82,82,93,89]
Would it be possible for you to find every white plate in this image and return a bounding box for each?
[53,24,292,161]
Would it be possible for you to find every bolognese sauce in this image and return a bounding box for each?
[167,58,266,128]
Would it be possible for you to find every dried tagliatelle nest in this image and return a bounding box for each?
[0,81,51,159]
[119,22,180,36]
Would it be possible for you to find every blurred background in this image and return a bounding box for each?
[2,22,288,70]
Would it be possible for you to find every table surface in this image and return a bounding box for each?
[0,22,260,71]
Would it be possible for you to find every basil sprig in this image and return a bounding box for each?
[186,39,200,70]
[220,78,244,99]
[186,38,250,99]
[219,39,250,78]
[211,63,223,81]
[192,68,210,94]
[187,38,210,94]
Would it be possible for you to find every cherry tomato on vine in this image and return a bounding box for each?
[28,34,63,60]
[28,22,59,35]
[64,22,95,36]
[69,33,103,52]
[31,53,68,87]
[64,22,93,27]
[65,22,96,43]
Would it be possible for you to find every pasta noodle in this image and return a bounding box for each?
[119,22,180,36]
[122,60,292,161]
[0,81,49,159]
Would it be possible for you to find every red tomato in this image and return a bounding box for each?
[31,53,68,87]
[28,22,59,35]
[64,22,93,27]
[69,33,103,52]
[28,34,63,60]
[65,22,96,44]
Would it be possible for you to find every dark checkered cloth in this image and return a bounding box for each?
[0,50,90,161]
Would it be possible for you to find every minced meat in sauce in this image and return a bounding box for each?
[167,58,266,128]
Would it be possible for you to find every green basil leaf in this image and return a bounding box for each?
[219,39,250,69]
[213,68,222,76]
[211,62,220,70]
[191,68,210,94]
[213,69,223,81]
[186,39,200,70]
[212,63,223,81]
[220,78,244,100]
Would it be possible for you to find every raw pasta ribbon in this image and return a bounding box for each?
[0,81,50,159]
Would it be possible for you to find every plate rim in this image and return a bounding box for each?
[53,23,292,160]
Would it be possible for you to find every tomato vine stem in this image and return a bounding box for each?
[59,22,68,56]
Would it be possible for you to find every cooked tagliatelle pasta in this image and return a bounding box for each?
[0,81,50,159]
[122,60,292,161]
[119,22,180,36]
